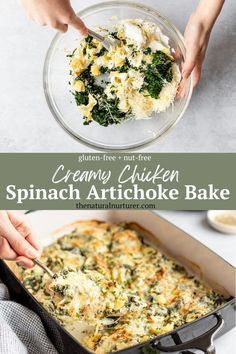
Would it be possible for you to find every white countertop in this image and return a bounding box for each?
[0,0,236,152]
[157,210,236,354]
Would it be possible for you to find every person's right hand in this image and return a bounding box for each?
[0,211,41,268]
[20,0,88,35]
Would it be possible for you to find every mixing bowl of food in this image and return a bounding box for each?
[43,1,192,150]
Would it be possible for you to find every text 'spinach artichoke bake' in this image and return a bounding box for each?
[68,19,181,126]
[19,221,226,354]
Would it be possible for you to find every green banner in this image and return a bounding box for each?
[0,153,235,209]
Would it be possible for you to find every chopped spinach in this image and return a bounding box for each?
[78,66,95,85]
[113,58,131,73]
[100,66,109,74]
[152,51,173,82]
[72,63,129,126]
[52,284,69,297]
[143,47,152,55]
[23,274,44,292]
[91,97,127,127]
[70,35,174,125]
[85,35,96,49]
[73,91,89,106]
[142,50,173,98]
[58,238,74,251]
[110,31,119,40]
[66,48,77,58]
[97,47,108,57]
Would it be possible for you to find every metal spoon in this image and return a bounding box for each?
[88,29,118,50]
[34,259,55,278]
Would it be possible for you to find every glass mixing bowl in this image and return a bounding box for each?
[43,1,192,150]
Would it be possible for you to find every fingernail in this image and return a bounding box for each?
[26,247,40,259]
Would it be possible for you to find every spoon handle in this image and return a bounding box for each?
[88,29,105,43]
[88,29,114,50]
[34,259,54,278]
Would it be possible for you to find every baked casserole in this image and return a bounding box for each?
[18,221,226,354]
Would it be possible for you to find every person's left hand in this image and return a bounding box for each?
[182,11,211,88]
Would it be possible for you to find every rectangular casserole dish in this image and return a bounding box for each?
[0,210,235,354]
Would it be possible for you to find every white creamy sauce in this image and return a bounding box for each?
[123,22,147,48]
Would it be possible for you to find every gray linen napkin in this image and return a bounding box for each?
[0,281,58,354]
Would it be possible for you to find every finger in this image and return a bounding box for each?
[0,236,17,260]
[172,45,182,61]
[16,256,35,269]
[7,211,42,252]
[68,14,88,36]
[177,77,188,98]
[182,44,199,79]
[1,221,40,259]
[192,63,202,88]
[53,22,68,33]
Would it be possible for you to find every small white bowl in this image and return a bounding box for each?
[207,210,236,235]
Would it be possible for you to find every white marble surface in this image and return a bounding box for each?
[157,210,236,354]
[158,211,236,267]
[0,0,236,152]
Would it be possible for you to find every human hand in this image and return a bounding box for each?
[20,0,88,35]
[182,0,224,88]
[182,12,210,87]
[0,211,41,268]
